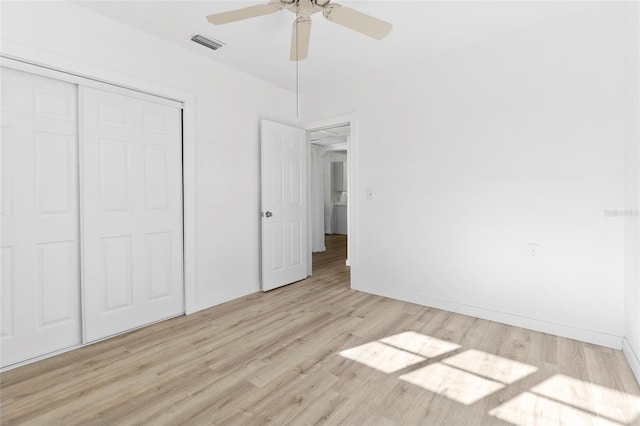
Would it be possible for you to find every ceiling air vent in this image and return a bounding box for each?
[191,34,225,51]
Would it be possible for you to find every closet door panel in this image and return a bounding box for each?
[81,87,183,343]
[0,68,81,368]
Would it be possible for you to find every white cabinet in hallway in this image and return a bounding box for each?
[335,204,348,235]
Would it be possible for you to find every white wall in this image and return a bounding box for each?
[303,4,636,348]
[1,1,297,312]
[624,1,640,382]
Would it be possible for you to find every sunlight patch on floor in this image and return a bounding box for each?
[530,375,640,424]
[442,349,538,384]
[399,362,506,405]
[489,392,622,426]
[338,331,538,405]
[379,331,460,358]
[339,341,426,374]
[336,330,639,423]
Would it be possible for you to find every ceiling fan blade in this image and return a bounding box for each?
[207,2,282,25]
[323,4,392,40]
[290,17,312,61]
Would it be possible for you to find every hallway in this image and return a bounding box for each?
[312,234,349,283]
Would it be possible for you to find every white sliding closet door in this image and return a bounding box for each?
[81,87,183,343]
[1,68,81,367]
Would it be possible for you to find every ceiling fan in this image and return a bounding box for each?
[206,0,393,61]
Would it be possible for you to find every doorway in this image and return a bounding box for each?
[308,124,350,272]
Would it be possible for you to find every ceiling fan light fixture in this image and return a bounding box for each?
[190,34,225,51]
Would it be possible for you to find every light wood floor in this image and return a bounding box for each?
[2,234,640,425]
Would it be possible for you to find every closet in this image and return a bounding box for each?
[0,67,184,368]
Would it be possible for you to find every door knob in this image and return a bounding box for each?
[265,211,273,218]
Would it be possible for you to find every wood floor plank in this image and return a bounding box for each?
[2,235,639,425]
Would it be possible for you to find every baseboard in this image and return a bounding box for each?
[187,283,260,315]
[623,338,640,386]
[1,312,184,372]
[1,344,83,373]
[354,280,623,350]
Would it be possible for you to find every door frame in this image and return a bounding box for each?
[303,114,358,286]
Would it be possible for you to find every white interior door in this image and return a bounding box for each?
[261,119,307,291]
[81,87,183,343]
[1,68,81,367]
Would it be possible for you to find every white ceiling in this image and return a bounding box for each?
[310,123,350,146]
[76,1,601,93]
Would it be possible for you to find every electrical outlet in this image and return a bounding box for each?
[527,243,540,261]
[366,188,373,200]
